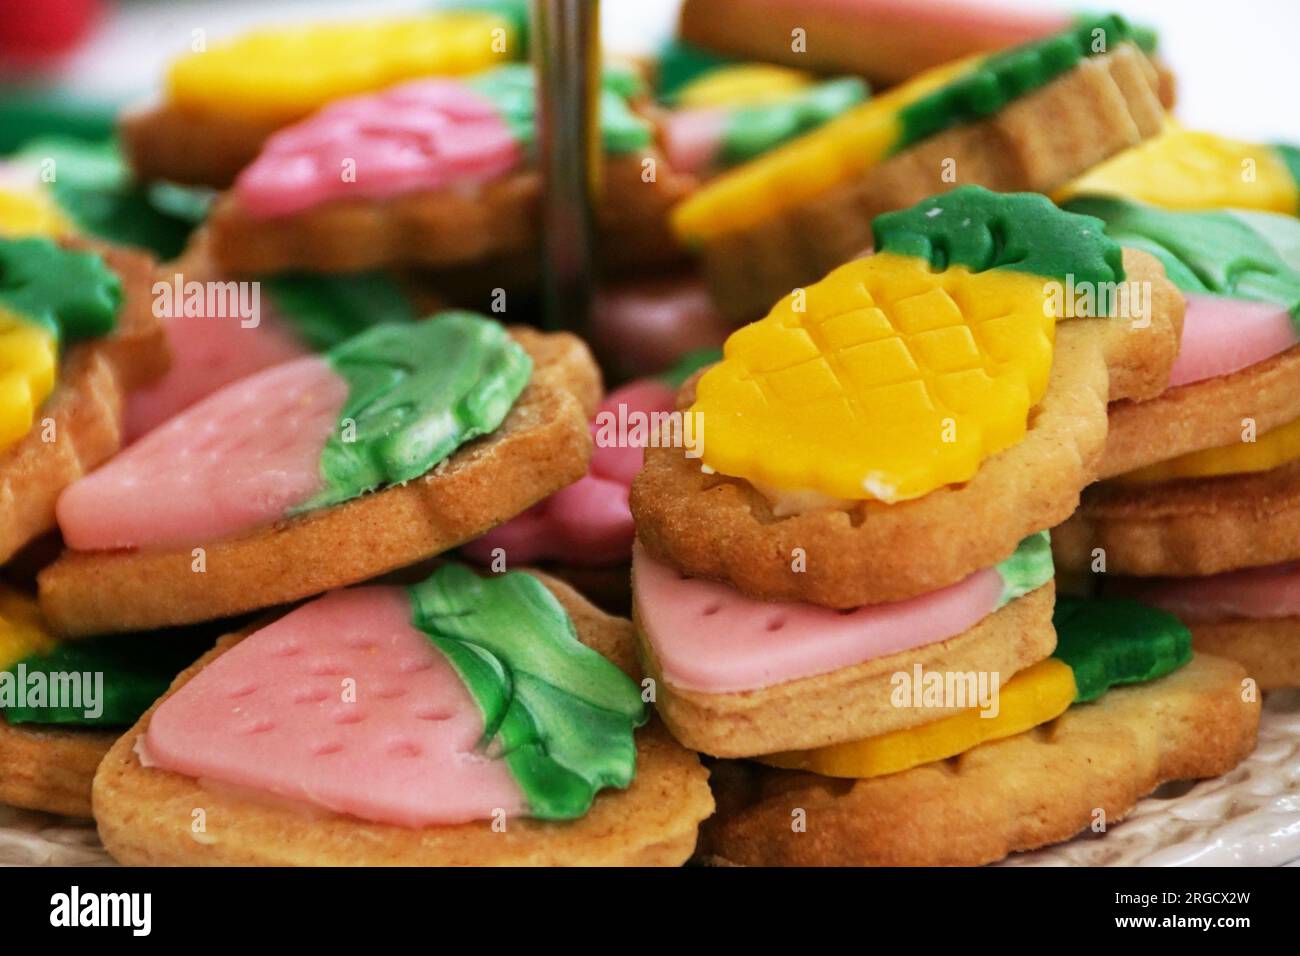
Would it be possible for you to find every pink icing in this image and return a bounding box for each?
[633,541,1004,693]
[140,586,525,827]
[462,379,678,567]
[1166,294,1300,388]
[235,79,522,219]
[125,311,310,441]
[591,277,732,379]
[58,356,347,551]
[662,109,727,176]
[1116,560,1300,624]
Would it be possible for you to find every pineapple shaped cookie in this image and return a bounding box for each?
[633,186,1186,609]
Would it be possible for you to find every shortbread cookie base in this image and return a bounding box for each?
[1098,344,1300,479]
[207,152,694,277]
[119,99,286,188]
[699,653,1258,866]
[1191,617,1300,692]
[700,43,1165,322]
[636,582,1055,757]
[632,251,1181,608]
[0,717,115,818]
[38,330,600,636]
[1054,459,1300,577]
[0,242,168,565]
[93,573,714,866]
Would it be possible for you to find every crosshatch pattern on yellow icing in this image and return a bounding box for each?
[690,252,1054,502]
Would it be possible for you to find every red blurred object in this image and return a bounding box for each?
[0,0,103,65]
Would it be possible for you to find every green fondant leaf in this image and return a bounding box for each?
[263,272,417,352]
[467,64,651,154]
[895,14,1135,151]
[303,312,532,512]
[873,185,1125,286]
[0,236,120,342]
[994,531,1053,608]
[408,564,646,820]
[13,137,211,260]
[721,77,869,167]
[1065,196,1300,319]
[1,629,215,726]
[1052,596,1192,703]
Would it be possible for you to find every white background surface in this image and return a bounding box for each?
[40,0,1300,141]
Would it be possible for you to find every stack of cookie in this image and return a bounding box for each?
[631,186,1259,865]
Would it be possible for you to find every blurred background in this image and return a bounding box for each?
[2,0,1298,142]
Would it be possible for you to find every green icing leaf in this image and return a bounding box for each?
[895,14,1135,151]
[659,347,722,388]
[1052,596,1192,703]
[0,236,120,342]
[1064,196,1300,320]
[13,137,211,260]
[301,312,532,512]
[467,64,651,155]
[1,629,215,726]
[263,272,417,352]
[0,92,117,154]
[994,531,1053,608]
[407,564,646,819]
[721,77,869,167]
[873,185,1125,286]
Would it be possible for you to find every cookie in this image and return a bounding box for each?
[0,238,167,565]
[1056,123,1300,215]
[38,320,600,636]
[673,16,1165,322]
[0,719,113,817]
[634,236,1182,608]
[119,8,527,188]
[699,652,1257,866]
[204,66,692,277]
[93,568,715,866]
[634,549,1056,757]
[1190,618,1300,692]
[1054,459,1300,578]
[678,0,1145,87]
[1057,198,1300,478]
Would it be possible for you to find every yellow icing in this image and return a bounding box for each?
[671,56,980,244]
[758,658,1076,778]
[0,186,74,240]
[1117,414,1300,485]
[0,306,58,453]
[0,586,58,672]
[690,252,1055,502]
[1055,123,1300,214]
[675,64,814,109]
[167,12,519,123]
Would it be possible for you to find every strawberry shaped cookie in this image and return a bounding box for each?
[93,566,713,866]
[39,313,599,635]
